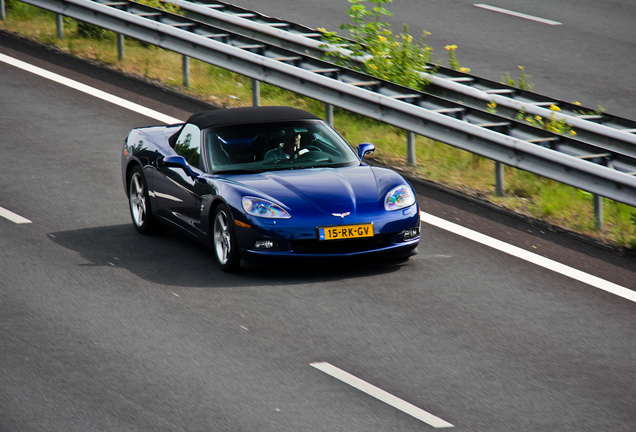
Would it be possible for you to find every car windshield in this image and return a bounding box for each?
[204,120,360,173]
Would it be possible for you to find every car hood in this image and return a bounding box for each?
[230,166,396,216]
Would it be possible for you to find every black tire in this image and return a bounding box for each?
[212,204,241,272]
[128,165,159,234]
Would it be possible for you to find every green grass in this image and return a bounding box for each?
[2,4,635,250]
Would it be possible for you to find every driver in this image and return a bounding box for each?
[264,130,301,160]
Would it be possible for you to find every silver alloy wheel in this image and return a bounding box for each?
[129,172,146,227]
[214,209,231,265]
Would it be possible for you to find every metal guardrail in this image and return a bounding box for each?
[164,0,636,157]
[9,0,636,209]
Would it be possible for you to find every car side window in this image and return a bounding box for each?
[173,123,202,169]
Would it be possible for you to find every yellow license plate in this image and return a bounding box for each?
[318,223,374,240]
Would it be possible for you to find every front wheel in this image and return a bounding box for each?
[128,166,158,234]
[212,204,240,272]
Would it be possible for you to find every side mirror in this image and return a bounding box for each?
[356,142,375,161]
[164,155,199,179]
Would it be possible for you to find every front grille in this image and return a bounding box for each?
[290,234,393,254]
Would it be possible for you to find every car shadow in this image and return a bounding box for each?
[48,224,407,287]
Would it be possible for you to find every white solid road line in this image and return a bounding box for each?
[0,206,32,224]
[474,4,563,25]
[2,52,633,303]
[421,211,636,303]
[0,53,183,125]
[310,362,454,428]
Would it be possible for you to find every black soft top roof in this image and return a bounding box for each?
[187,106,322,129]
[168,106,323,147]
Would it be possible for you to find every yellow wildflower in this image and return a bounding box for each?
[445,44,457,51]
[549,104,561,112]
[459,67,471,73]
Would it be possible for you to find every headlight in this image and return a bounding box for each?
[384,185,416,211]
[242,196,291,219]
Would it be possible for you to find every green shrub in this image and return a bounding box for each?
[319,0,435,89]
[74,21,114,40]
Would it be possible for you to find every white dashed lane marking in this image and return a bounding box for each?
[311,362,454,428]
[0,206,32,224]
[474,4,563,25]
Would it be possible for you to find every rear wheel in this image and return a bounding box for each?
[128,166,158,234]
[213,204,240,272]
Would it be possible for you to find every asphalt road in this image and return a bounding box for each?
[1,33,636,431]
[228,0,636,121]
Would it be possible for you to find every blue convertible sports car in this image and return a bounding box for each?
[122,106,420,271]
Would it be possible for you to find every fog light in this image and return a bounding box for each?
[403,227,419,239]
[254,240,278,250]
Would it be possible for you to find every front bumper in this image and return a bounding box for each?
[234,205,421,261]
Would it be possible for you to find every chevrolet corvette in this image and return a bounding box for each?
[122,106,420,271]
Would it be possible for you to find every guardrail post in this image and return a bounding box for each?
[252,79,260,106]
[55,13,63,39]
[117,34,124,61]
[407,131,416,165]
[594,194,604,230]
[325,103,333,126]
[182,55,190,87]
[495,161,505,196]
[1,0,6,21]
